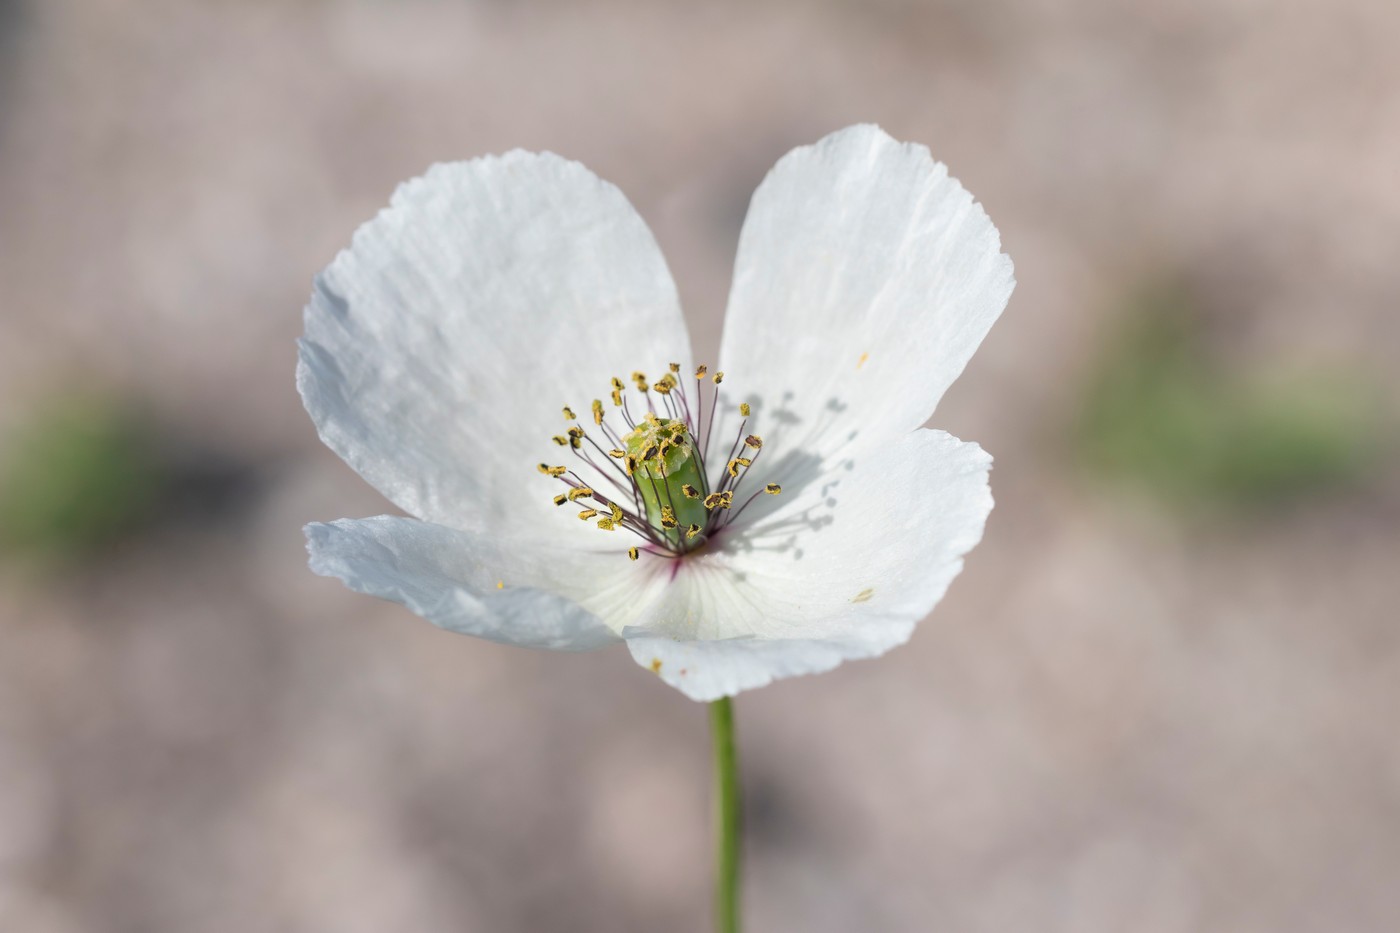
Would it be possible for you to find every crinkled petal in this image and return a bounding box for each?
[298,152,691,536]
[305,516,621,651]
[622,429,993,700]
[712,123,1012,504]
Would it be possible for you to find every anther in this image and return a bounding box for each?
[537,463,567,477]
[694,364,708,379]
[596,518,616,531]
[660,505,677,529]
[628,547,639,561]
[686,523,702,539]
[592,400,604,425]
[669,362,680,373]
[765,483,782,495]
[562,406,576,420]
[567,487,594,502]
[577,509,599,521]
[553,493,568,506]
[609,448,626,458]
[704,492,725,510]
[739,403,750,417]
[552,435,569,446]
[712,372,724,384]
[681,484,700,499]
[744,435,762,449]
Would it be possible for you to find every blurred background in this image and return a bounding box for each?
[1,0,1397,930]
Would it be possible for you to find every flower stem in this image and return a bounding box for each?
[709,696,741,933]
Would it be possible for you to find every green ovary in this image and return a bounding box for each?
[624,417,709,547]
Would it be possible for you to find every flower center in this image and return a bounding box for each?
[537,364,782,560]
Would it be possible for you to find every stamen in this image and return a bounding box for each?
[562,406,576,420]
[694,364,708,379]
[552,435,569,446]
[739,403,750,417]
[592,400,604,425]
[577,508,599,521]
[567,487,594,502]
[681,484,700,499]
[744,435,763,450]
[765,483,782,494]
[553,493,568,506]
[628,547,639,561]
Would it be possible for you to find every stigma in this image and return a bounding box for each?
[537,364,781,559]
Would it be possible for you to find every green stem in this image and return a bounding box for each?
[709,696,741,933]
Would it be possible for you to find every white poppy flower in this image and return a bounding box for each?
[299,124,1014,701]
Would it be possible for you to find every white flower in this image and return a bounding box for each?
[298,124,1013,701]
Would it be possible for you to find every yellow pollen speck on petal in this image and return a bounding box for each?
[567,487,594,502]
[577,508,599,520]
[650,658,663,673]
[553,493,568,506]
[694,364,708,379]
[852,587,875,603]
[562,406,576,420]
[857,352,869,369]
[496,580,504,589]
[628,547,639,561]
[712,371,724,384]
[681,484,700,499]
[739,403,750,417]
[744,434,763,449]
[592,400,604,425]
[764,483,782,495]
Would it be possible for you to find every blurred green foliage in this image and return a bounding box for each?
[1075,281,1387,511]
[0,398,164,561]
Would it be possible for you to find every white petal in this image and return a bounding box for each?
[298,152,691,536]
[713,124,1012,496]
[305,516,621,651]
[622,429,993,700]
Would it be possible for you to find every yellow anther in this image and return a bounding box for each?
[552,435,569,446]
[591,400,604,425]
[608,448,626,459]
[721,490,734,508]
[562,406,576,420]
[686,523,702,539]
[553,493,568,506]
[567,426,584,438]
[694,364,708,379]
[596,518,616,531]
[628,547,639,561]
[567,487,594,502]
[739,403,750,417]
[569,436,581,449]
[537,463,567,477]
[744,434,763,449]
[681,484,700,499]
[643,411,660,426]
[765,483,782,495]
[712,371,725,384]
[652,380,672,395]
[660,505,677,529]
[611,389,622,406]
[704,492,725,510]
[609,502,623,522]
[727,457,751,477]
[624,455,638,475]
[611,376,624,391]
[632,371,648,390]
[669,362,681,373]
[577,508,599,521]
